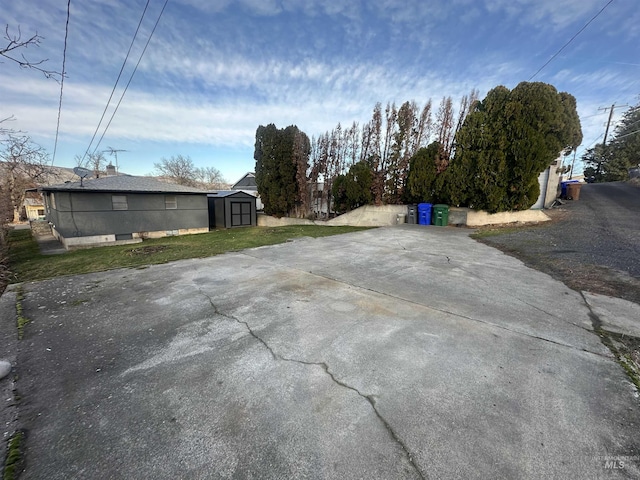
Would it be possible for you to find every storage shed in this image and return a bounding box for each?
[207,191,257,229]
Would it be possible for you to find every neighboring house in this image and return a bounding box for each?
[532,157,563,209]
[308,181,328,217]
[39,175,256,250]
[23,192,46,221]
[231,172,257,192]
[231,172,263,210]
[20,165,121,222]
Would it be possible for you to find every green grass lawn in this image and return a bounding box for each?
[7,225,372,283]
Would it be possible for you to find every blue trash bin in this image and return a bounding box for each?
[418,203,432,225]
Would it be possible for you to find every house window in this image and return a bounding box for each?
[165,196,177,209]
[37,209,45,216]
[112,195,128,210]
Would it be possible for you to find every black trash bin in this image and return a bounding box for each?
[407,204,418,224]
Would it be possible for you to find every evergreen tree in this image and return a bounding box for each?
[446,86,510,211]
[584,103,640,182]
[331,161,373,213]
[612,103,640,169]
[405,142,442,204]
[448,82,581,212]
[254,124,310,217]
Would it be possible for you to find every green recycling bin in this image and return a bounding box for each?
[432,204,449,226]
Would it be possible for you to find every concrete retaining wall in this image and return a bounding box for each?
[259,205,550,228]
[29,220,52,237]
[258,205,407,228]
[326,205,407,227]
[257,214,317,227]
[449,207,550,227]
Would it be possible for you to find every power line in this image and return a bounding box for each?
[91,0,169,156]
[529,0,615,81]
[80,0,152,164]
[51,0,71,167]
[596,103,628,173]
[580,133,604,152]
[619,117,640,130]
[614,128,640,140]
[581,112,607,120]
[572,134,603,174]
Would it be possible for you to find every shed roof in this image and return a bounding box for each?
[207,190,256,198]
[39,175,209,194]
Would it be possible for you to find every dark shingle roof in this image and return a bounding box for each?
[39,175,209,194]
[231,172,257,189]
[206,190,256,198]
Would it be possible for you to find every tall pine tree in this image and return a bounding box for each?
[254,124,310,217]
[448,82,582,212]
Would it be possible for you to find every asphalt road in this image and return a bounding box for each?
[3,227,640,479]
[479,181,640,305]
[572,182,640,277]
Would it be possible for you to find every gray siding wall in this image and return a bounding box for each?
[214,198,226,229]
[46,191,208,237]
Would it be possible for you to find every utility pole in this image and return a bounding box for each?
[596,104,628,174]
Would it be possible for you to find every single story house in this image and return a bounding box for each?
[39,175,256,249]
[230,172,263,210]
[23,192,46,221]
[532,157,562,209]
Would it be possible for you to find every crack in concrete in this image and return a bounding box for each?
[281,266,611,358]
[580,291,640,393]
[196,287,426,480]
[239,251,608,357]
[451,262,583,329]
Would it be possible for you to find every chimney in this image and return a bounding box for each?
[106,163,117,176]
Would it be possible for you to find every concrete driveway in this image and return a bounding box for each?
[4,226,640,479]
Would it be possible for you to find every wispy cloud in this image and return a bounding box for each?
[483,0,605,29]
[3,0,638,180]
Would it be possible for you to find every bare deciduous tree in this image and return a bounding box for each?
[75,151,108,178]
[195,166,226,189]
[153,155,227,189]
[0,115,19,137]
[0,135,51,223]
[153,155,199,186]
[449,89,480,160]
[435,96,455,166]
[1,25,62,80]
[415,100,433,151]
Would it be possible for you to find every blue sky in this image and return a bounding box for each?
[2,0,639,184]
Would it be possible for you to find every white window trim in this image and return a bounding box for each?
[165,195,177,209]
[112,195,128,210]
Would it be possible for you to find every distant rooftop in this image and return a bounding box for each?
[39,175,210,194]
[207,190,256,198]
[231,172,257,190]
